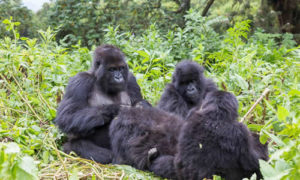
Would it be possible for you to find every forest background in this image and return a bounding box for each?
[0,0,299,179]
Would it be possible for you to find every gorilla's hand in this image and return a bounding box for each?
[101,104,120,123]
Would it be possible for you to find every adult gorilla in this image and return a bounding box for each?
[55,45,149,164]
[157,60,217,118]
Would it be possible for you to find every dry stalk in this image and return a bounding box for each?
[240,88,270,123]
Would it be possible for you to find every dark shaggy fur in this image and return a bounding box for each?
[55,45,150,164]
[157,60,217,118]
[175,91,263,180]
[109,107,182,179]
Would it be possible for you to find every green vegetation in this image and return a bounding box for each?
[0,2,299,180]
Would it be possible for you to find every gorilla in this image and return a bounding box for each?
[110,90,268,179]
[109,106,182,179]
[157,60,217,118]
[55,45,149,164]
[176,91,264,180]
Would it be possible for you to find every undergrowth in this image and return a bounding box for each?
[0,12,299,180]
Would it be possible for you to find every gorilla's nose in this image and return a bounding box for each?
[187,85,196,91]
[115,75,124,83]
[187,86,195,91]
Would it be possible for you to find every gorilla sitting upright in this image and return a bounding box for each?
[176,91,264,180]
[157,60,217,118]
[55,45,149,164]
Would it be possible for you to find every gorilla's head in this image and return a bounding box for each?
[172,60,205,105]
[199,91,239,121]
[92,45,129,94]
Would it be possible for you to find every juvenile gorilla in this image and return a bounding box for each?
[176,91,263,180]
[109,106,182,179]
[55,45,148,164]
[157,60,217,118]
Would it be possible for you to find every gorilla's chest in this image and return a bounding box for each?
[88,90,131,106]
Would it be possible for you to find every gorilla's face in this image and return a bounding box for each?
[176,77,201,104]
[173,61,205,105]
[105,64,128,91]
[93,46,129,94]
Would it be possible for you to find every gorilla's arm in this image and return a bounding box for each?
[127,72,152,107]
[157,84,188,117]
[55,72,119,137]
[204,78,218,96]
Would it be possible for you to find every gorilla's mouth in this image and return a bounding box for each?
[185,93,200,104]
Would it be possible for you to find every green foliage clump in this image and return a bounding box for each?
[0,143,38,180]
[0,13,299,179]
[0,0,36,38]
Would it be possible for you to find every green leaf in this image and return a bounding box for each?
[16,156,38,180]
[260,160,277,178]
[288,89,300,96]
[234,74,248,90]
[277,106,289,121]
[21,37,29,41]
[248,124,264,131]
[4,143,20,154]
[136,50,149,58]
[260,160,289,180]
[2,19,10,24]
[262,130,285,146]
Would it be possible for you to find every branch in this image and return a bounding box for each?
[175,0,191,13]
[202,0,215,17]
[240,88,270,123]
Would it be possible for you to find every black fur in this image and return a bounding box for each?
[55,45,149,164]
[109,106,182,179]
[176,91,264,180]
[251,132,269,161]
[157,60,217,118]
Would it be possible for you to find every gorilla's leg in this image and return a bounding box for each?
[149,155,177,179]
[63,139,112,164]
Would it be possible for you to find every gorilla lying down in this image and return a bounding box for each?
[110,91,268,180]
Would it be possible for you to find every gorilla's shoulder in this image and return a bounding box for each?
[163,84,179,95]
[204,78,218,92]
[64,72,96,100]
[68,72,95,88]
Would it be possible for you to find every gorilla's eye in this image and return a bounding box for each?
[108,67,115,72]
[119,66,125,71]
[96,61,100,66]
[180,81,188,85]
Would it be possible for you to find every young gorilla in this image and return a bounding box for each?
[55,45,149,164]
[109,106,183,179]
[176,91,263,180]
[157,60,217,118]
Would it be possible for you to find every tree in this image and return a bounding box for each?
[0,0,35,38]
